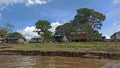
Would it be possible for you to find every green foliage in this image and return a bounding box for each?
[0,22,14,45]
[2,42,120,52]
[55,8,106,41]
[74,8,105,30]
[55,23,72,35]
[7,32,24,38]
[0,28,7,38]
[35,20,52,41]
[44,30,52,40]
[89,31,102,40]
[0,22,14,38]
[35,20,51,32]
[72,8,105,32]
[55,23,72,40]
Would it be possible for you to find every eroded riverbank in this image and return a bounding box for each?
[0,50,120,59]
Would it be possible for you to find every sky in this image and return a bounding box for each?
[0,0,120,39]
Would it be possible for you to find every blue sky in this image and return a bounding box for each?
[0,0,120,39]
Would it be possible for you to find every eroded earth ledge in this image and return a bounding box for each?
[0,50,120,59]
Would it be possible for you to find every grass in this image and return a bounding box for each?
[1,42,120,52]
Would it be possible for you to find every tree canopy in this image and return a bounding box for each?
[55,8,106,41]
[73,8,105,30]
[35,20,51,32]
[0,22,14,38]
[7,32,24,38]
[0,28,7,38]
[35,20,52,41]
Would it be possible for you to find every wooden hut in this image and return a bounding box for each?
[70,32,87,42]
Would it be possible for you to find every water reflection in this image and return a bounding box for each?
[0,55,119,68]
[0,55,36,68]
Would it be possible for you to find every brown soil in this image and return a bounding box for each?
[0,50,120,59]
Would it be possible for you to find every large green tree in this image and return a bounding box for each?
[73,8,105,30]
[72,8,105,40]
[35,20,52,42]
[55,8,105,41]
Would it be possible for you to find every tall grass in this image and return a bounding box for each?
[1,42,120,52]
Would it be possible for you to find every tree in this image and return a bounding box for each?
[35,20,52,42]
[73,8,105,30]
[7,32,24,38]
[4,22,14,33]
[0,22,14,45]
[0,28,7,38]
[55,23,72,40]
[0,28,7,45]
[72,8,105,40]
[55,8,105,41]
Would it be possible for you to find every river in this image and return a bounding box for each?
[0,55,120,68]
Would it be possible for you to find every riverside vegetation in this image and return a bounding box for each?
[1,42,120,53]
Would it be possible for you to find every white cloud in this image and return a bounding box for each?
[0,0,24,6]
[114,21,120,28]
[17,22,61,40]
[0,0,51,6]
[49,22,62,33]
[26,0,34,6]
[114,21,120,32]
[0,0,52,20]
[26,0,47,6]
[113,0,120,4]
[105,35,110,39]
[17,26,39,40]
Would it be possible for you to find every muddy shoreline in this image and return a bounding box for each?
[0,50,120,59]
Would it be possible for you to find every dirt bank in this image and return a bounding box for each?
[0,50,120,59]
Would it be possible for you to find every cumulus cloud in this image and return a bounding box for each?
[17,26,39,40]
[113,0,120,4]
[49,22,62,33]
[17,22,61,40]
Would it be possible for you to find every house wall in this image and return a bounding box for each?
[30,38,43,43]
[116,33,120,40]
[111,32,120,41]
[70,34,87,42]
[18,38,25,43]
[111,34,116,40]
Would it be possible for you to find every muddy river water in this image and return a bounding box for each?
[0,55,120,68]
